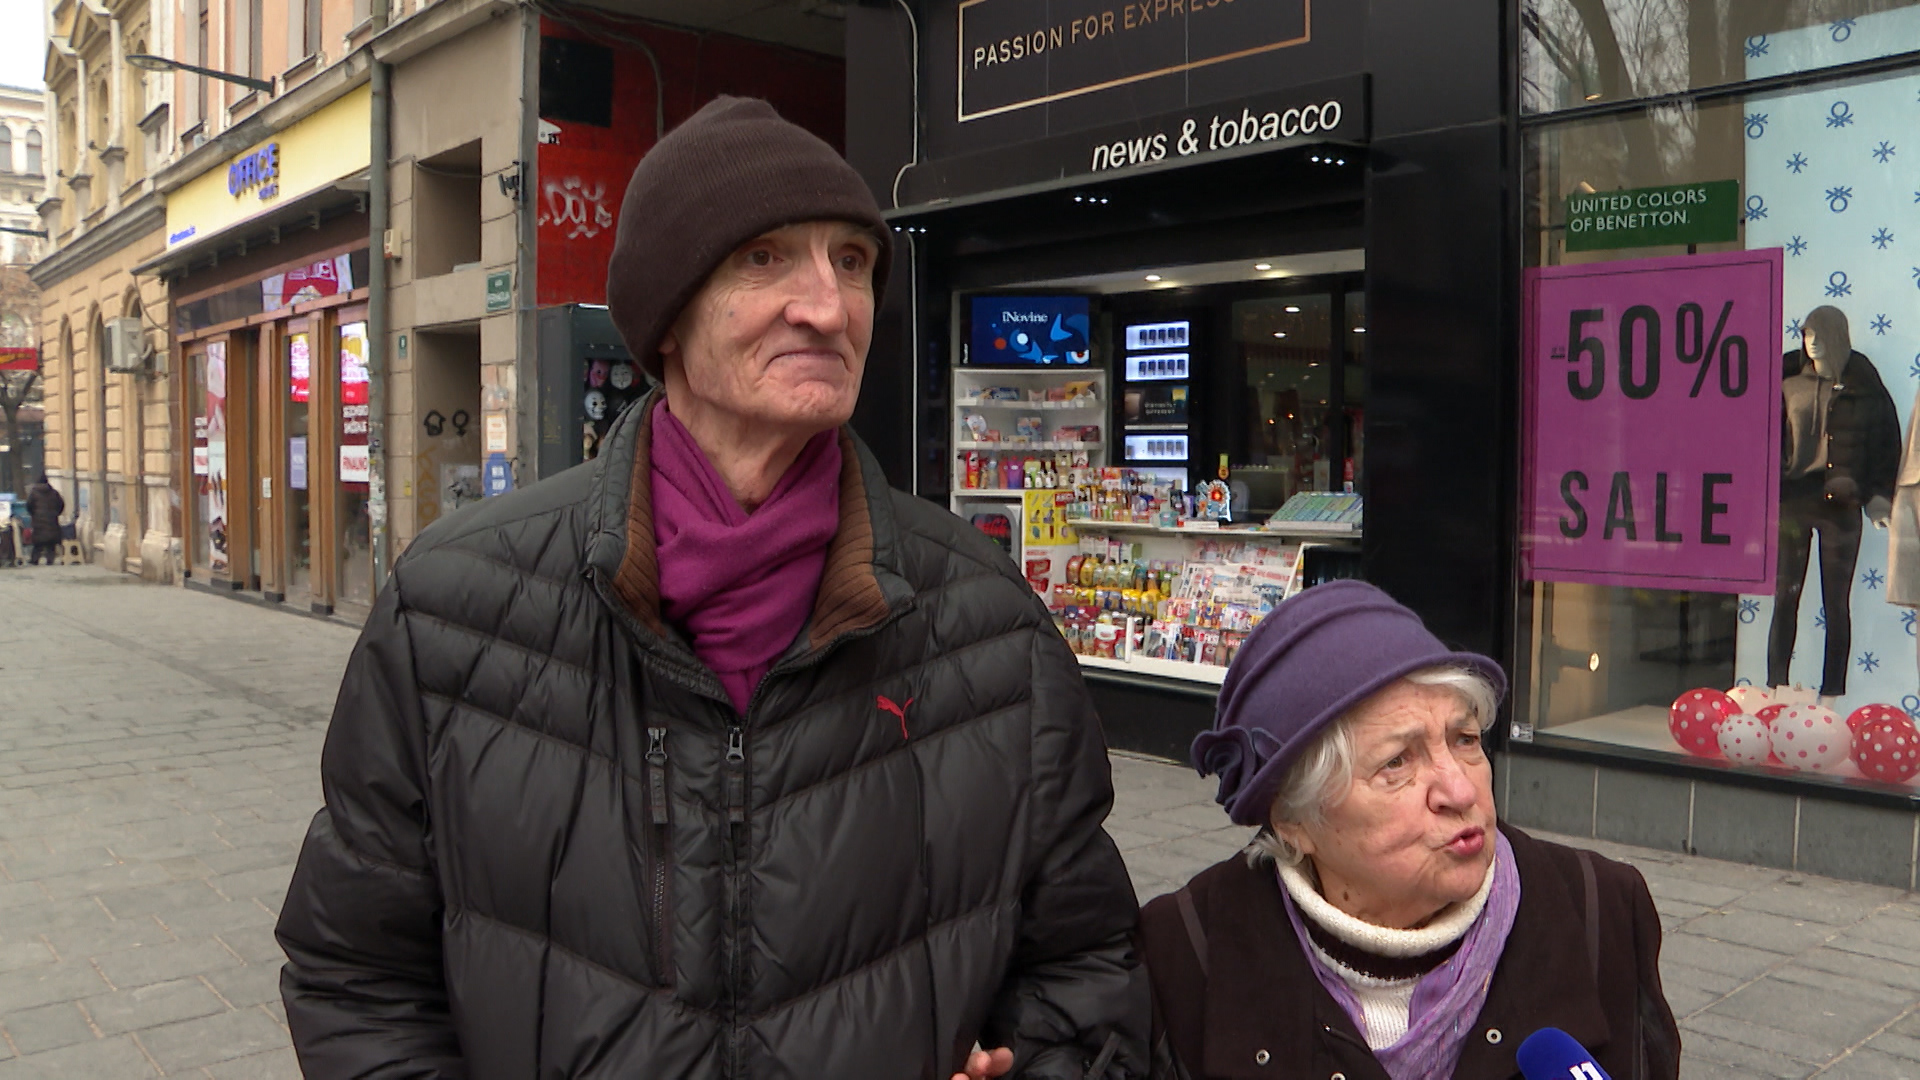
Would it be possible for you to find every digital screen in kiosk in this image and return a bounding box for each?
[967,296,1092,366]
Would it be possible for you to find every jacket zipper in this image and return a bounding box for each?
[645,725,673,983]
[724,723,748,1077]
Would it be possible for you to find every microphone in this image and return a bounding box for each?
[1516,1027,1612,1080]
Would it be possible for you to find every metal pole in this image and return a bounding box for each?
[368,0,392,586]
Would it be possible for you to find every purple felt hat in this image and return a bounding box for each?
[1192,580,1508,827]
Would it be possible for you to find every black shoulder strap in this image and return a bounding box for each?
[1175,887,1208,978]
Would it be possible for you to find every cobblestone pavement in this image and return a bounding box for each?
[0,565,1917,1077]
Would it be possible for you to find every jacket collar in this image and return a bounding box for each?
[584,388,916,664]
[1194,823,1611,1077]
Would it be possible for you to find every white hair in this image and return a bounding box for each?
[1246,666,1499,868]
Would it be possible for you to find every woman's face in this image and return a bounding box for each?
[1278,680,1497,929]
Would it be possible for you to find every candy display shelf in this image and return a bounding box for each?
[1076,653,1231,686]
[1067,517,1362,539]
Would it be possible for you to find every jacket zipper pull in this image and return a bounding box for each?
[724,726,747,826]
[645,726,670,826]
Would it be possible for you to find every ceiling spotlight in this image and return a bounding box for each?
[1284,305,1301,313]
[1309,154,1321,163]
[1308,361,1319,367]
[1353,327,1367,334]
[1273,331,1288,338]
[1144,274,1162,282]
[1335,158,1347,166]
[1254,263,1272,271]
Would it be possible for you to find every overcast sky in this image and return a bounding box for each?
[1,2,44,92]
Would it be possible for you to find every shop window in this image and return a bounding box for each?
[950,255,1366,689]
[1522,0,1920,113]
[1518,8,1920,792]
[413,142,482,278]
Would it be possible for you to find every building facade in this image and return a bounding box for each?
[33,0,177,577]
[0,85,48,267]
[34,0,849,605]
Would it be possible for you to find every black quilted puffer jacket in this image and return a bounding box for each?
[276,393,1148,1079]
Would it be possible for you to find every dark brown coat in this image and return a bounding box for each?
[24,482,63,546]
[1140,823,1679,1080]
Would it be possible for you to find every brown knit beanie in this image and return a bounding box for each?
[605,96,892,378]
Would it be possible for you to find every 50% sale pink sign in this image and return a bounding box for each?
[1522,249,1783,594]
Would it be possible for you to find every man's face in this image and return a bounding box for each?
[660,221,879,436]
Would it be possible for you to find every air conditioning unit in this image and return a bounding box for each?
[105,317,147,373]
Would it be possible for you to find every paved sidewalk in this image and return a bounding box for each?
[0,565,1916,1077]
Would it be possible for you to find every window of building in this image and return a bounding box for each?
[24,130,40,175]
[1517,6,1920,794]
[0,127,11,173]
[195,0,210,125]
[247,0,263,79]
[413,142,482,277]
[1522,0,1920,113]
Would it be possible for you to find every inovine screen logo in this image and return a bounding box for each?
[968,296,1093,366]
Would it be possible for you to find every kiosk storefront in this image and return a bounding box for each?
[142,84,375,616]
[846,0,1511,757]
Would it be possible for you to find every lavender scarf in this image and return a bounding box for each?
[1281,830,1521,1080]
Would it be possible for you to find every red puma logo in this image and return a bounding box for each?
[877,695,914,740]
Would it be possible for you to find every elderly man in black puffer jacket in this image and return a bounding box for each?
[275,97,1147,1080]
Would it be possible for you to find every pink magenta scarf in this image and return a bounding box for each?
[650,400,842,713]
[1280,830,1522,1080]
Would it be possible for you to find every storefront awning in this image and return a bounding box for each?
[131,173,369,280]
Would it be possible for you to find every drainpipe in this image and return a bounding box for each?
[368,0,392,587]
[514,4,538,485]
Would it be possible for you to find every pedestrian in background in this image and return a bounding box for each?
[275,96,1147,1079]
[24,474,63,566]
[1141,581,1679,1079]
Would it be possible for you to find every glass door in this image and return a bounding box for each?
[336,316,373,609]
[285,321,313,602]
[195,340,232,578]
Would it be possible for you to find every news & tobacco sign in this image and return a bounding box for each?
[1522,250,1784,594]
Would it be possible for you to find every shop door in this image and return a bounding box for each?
[186,337,253,584]
[335,310,374,612]
[187,342,224,578]
[285,319,315,604]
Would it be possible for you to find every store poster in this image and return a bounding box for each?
[204,342,229,575]
[1736,9,1920,716]
[261,255,352,311]
[339,323,371,484]
[289,332,310,404]
[1522,250,1784,594]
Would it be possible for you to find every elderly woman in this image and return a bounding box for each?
[1141,581,1679,1079]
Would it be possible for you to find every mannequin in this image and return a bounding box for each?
[1768,306,1900,708]
[1887,382,1920,690]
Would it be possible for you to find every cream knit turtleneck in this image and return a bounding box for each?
[1278,853,1499,1050]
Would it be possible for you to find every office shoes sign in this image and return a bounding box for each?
[959,0,1309,121]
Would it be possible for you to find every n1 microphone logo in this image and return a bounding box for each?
[1569,1065,1605,1080]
